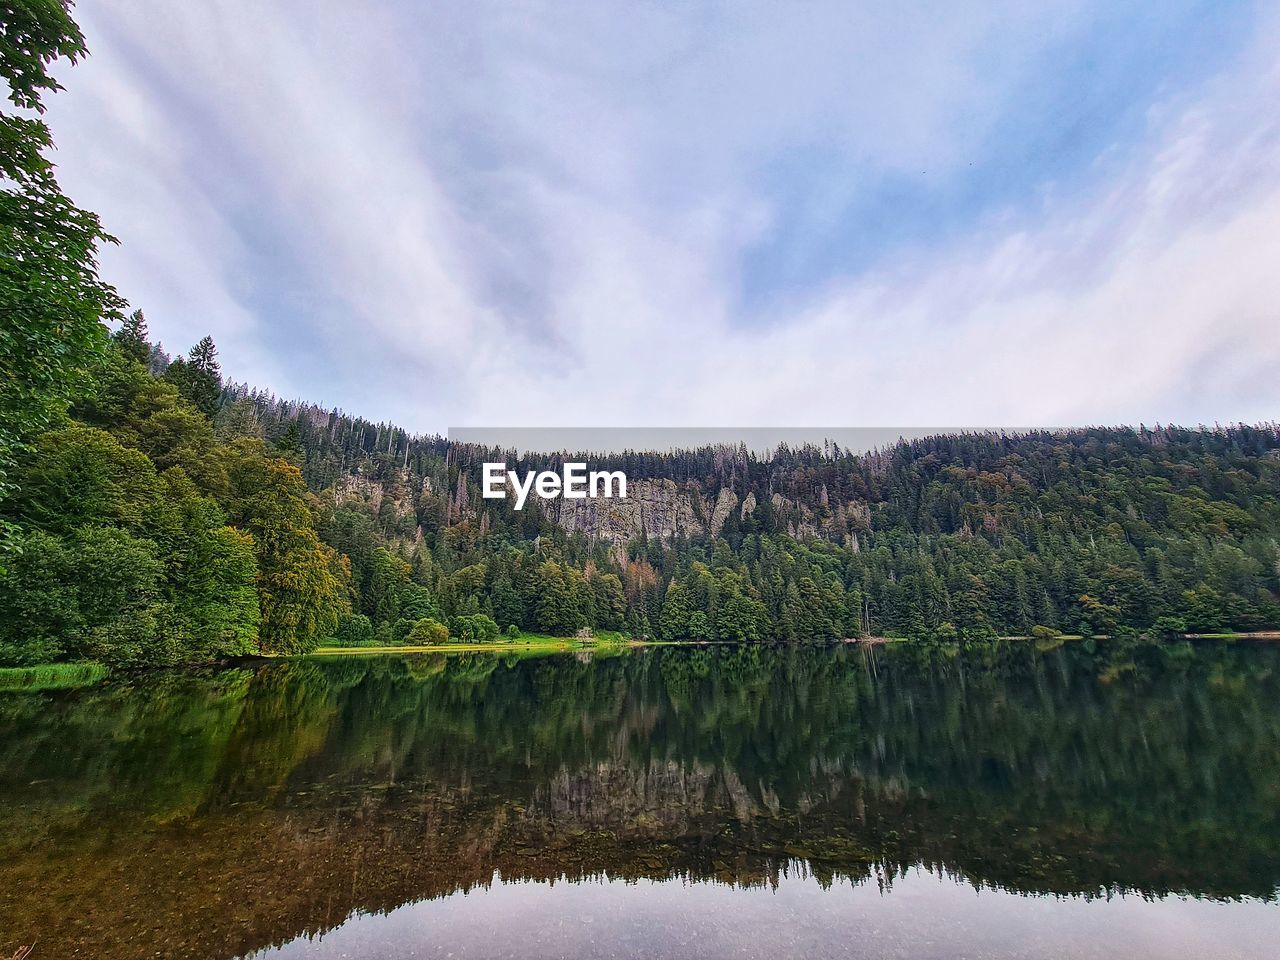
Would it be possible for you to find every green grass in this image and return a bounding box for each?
[310,630,641,658]
[0,662,109,692]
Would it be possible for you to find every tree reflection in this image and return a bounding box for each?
[2,641,1279,959]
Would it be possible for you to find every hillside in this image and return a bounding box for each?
[2,326,1278,666]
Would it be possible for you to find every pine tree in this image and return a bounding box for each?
[165,336,222,417]
[276,421,303,463]
[114,310,151,365]
[536,561,583,636]
[491,574,524,629]
[659,580,694,639]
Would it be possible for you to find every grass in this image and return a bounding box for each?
[0,662,109,692]
[309,630,642,657]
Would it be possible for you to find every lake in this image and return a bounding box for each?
[2,641,1279,959]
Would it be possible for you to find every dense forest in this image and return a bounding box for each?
[2,4,1279,668]
[3,302,1277,668]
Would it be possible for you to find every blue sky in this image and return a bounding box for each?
[46,0,1280,431]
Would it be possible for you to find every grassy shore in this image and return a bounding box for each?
[0,662,109,692]
[308,631,644,657]
[304,629,1280,658]
[8,632,1280,683]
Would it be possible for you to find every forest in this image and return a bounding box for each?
[3,303,1278,668]
[2,4,1279,669]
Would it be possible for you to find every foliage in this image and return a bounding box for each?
[450,613,499,644]
[221,442,348,654]
[406,617,449,645]
[0,0,123,562]
[333,613,375,647]
[6,326,1280,663]
[112,309,150,365]
[213,372,1279,648]
[0,422,261,666]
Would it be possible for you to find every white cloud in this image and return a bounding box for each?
[42,0,1280,432]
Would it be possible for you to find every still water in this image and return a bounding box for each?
[2,641,1279,959]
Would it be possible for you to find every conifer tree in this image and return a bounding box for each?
[113,309,151,366]
[165,336,223,417]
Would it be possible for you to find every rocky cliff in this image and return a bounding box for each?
[543,478,870,546]
[329,466,870,547]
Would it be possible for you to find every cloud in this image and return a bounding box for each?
[42,0,1280,432]
[707,17,1280,428]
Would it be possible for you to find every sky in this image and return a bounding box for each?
[44,0,1280,433]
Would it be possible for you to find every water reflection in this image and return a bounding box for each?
[2,641,1279,959]
[254,872,1280,960]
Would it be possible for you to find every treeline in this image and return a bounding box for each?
[4,315,1279,665]
[313,422,1280,648]
[201,381,1280,649]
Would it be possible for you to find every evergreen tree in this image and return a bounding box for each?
[536,560,583,636]
[113,309,151,366]
[491,574,524,629]
[660,580,694,640]
[591,573,627,630]
[275,420,304,463]
[165,336,222,417]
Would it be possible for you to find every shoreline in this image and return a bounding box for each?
[7,632,1280,689]
[304,637,693,657]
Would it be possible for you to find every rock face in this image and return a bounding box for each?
[335,473,385,513]
[547,478,706,542]
[542,478,870,546]
[708,487,738,535]
[331,467,871,548]
[334,471,417,523]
